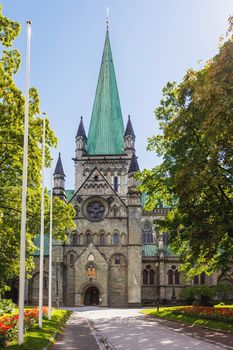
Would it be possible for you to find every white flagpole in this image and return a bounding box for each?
[38,115,46,328]
[18,20,31,345]
[48,161,53,320]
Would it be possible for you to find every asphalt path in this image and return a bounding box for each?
[52,311,99,350]
[75,307,226,350]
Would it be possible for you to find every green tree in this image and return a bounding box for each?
[180,285,216,306]
[138,19,233,279]
[0,4,75,292]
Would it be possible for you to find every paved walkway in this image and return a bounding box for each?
[53,307,233,350]
[51,312,99,350]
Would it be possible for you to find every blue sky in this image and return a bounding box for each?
[1,1,232,189]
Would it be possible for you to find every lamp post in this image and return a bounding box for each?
[155,260,160,312]
[48,161,53,320]
[38,114,46,328]
[18,20,31,345]
[56,258,59,309]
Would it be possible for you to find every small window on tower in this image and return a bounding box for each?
[114,176,118,192]
[115,254,120,264]
[113,232,120,246]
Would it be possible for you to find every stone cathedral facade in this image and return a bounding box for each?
[27,29,220,307]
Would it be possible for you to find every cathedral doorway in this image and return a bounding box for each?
[84,286,99,306]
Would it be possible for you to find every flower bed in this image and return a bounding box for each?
[172,306,233,323]
[0,307,48,347]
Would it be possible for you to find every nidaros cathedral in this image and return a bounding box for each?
[28,28,219,307]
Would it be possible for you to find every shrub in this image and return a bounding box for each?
[180,286,215,306]
[0,300,16,316]
[214,282,233,303]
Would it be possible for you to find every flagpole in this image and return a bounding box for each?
[38,114,46,328]
[18,20,31,345]
[48,160,53,320]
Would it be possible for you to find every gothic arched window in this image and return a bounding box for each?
[72,233,77,245]
[143,269,148,285]
[86,232,92,245]
[194,275,199,285]
[163,233,170,245]
[168,270,173,285]
[142,222,154,244]
[70,254,74,266]
[74,206,79,219]
[114,254,120,265]
[200,272,205,285]
[175,270,180,285]
[114,176,118,192]
[113,206,118,217]
[99,233,105,245]
[149,269,155,285]
[113,232,120,246]
[44,276,48,289]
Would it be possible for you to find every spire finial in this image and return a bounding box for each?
[106,7,109,31]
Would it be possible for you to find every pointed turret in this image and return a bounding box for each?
[53,153,66,201]
[76,116,87,158]
[125,115,135,138]
[54,152,65,176]
[124,115,135,155]
[76,116,87,140]
[87,30,125,155]
[128,153,140,174]
[128,153,140,193]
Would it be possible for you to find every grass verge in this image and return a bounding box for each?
[141,307,233,332]
[6,309,72,350]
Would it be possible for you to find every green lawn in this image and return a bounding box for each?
[214,304,233,308]
[141,306,233,332]
[6,309,72,350]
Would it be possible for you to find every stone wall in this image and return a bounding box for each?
[109,253,127,306]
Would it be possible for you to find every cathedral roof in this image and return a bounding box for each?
[125,115,135,137]
[76,116,87,140]
[87,30,125,155]
[128,153,140,173]
[54,152,65,176]
[33,234,49,256]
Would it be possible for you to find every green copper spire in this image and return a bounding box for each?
[87,30,125,155]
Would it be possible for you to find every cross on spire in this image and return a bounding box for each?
[106,7,109,31]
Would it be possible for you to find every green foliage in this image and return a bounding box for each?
[0,5,75,292]
[180,286,215,306]
[137,22,233,277]
[0,299,16,315]
[214,282,233,303]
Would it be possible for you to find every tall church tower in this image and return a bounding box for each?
[69,27,142,307]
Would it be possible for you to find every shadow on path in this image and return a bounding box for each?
[51,313,99,350]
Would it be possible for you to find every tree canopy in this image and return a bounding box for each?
[0,5,75,292]
[138,21,233,279]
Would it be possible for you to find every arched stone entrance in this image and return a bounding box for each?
[84,286,99,306]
